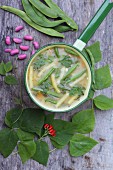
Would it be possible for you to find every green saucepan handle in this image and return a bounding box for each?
[73,0,113,51]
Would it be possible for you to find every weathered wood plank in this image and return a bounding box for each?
[0,0,113,169]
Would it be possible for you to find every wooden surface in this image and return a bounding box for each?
[0,0,113,169]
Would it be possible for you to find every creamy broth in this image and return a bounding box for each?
[27,45,91,111]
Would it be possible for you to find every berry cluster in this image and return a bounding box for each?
[44,124,56,137]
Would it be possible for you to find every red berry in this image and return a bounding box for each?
[50,130,56,137]
[49,129,54,133]
[48,125,53,131]
[52,133,56,137]
[44,124,49,129]
[49,129,56,135]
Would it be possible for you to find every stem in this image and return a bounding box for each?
[13,128,19,130]
[91,99,94,109]
[49,148,57,153]
[39,131,48,141]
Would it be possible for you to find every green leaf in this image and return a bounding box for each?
[41,79,52,93]
[69,134,98,157]
[44,114,55,124]
[32,141,49,166]
[18,140,36,163]
[69,86,85,96]
[20,108,45,135]
[5,108,22,128]
[60,56,73,68]
[86,41,102,63]
[17,129,34,141]
[50,119,75,146]
[4,75,18,85]
[94,95,113,110]
[0,61,6,75]
[51,140,64,149]
[94,65,112,90]
[0,128,18,157]
[4,61,13,73]
[72,109,95,134]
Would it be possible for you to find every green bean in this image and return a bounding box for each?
[0,6,64,38]
[54,25,74,33]
[32,6,65,28]
[32,87,44,92]
[22,0,65,28]
[47,91,62,98]
[67,69,86,83]
[22,0,43,26]
[29,0,57,18]
[64,48,78,56]
[62,63,79,80]
[32,86,62,98]
[45,98,57,104]
[32,5,47,19]
[44,0,78,30]
[54,47,60,58]
[38,67,55,85]
[85,49,95,83]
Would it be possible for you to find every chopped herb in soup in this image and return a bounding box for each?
[28,46,89,109]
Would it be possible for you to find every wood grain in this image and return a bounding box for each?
[0,0,113,169]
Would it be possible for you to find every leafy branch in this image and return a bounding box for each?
[0,107,97,166]
[84,41,113,110]
[0,61,18,85]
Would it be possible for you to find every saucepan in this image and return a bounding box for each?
[25,0,113,112]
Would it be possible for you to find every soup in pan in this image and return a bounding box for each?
[27,45,91,111]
